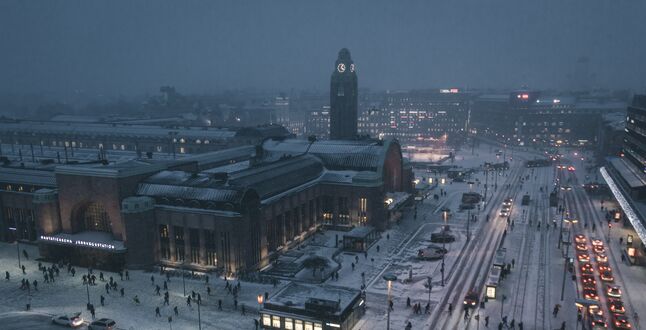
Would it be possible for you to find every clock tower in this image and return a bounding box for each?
[329,48,358,140]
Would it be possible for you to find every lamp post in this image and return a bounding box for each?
[500,294,507,319]
[257,294,264,330]
[441,209,449,286]
[561,226,572,301]
[182,262,186,297]
[426,276,433,305]
[197,300,202,330]
[383,274,397,330]
[8,227,21,269]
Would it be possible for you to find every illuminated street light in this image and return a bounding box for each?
[383,273,398,330]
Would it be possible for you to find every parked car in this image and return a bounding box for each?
[606,285,622,298]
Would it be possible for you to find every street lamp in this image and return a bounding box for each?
[426,276,432,305]
[561,228,572,301]
[8,227,21,269]
[383,274,397,330]
[197,300,202,330]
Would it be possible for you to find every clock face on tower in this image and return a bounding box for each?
[350,64,355,72]
[337,63,346,73]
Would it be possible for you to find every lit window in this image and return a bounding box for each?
[272,315,281,328]
[304,322,313,330]
[179,138,185,143]
[295,320,303,330]
[285,318,294,330]
[262,314,271,327]
[314,323,322,330]
[179,147,186,154]
[121,145,125,150]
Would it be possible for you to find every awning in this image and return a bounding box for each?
[601,167,646,243]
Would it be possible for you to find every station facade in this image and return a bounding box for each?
[0,138,413,275]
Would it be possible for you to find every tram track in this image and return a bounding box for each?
[429,162,526,330]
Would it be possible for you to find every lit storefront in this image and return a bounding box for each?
[260,283,365,330]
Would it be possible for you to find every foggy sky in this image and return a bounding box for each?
[2,0,645,97]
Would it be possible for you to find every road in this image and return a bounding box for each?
[0,312,88,330]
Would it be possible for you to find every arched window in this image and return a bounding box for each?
[82,203,112,233]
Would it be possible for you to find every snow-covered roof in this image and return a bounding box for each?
[0,168,57,187]
[182,145,255,170]
[263,282,360,316]
[262,138,392,172]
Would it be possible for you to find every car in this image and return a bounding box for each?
[607,285,622,298]
[568,166,576,171]
[578,253,590,262]
[576,243,588,251]
[575,234,587,244]
[598,262,612,273]
[561,185,573,191]
[503,198,513,206]
[499,210,510,217]
[463,290,479,308]
[594,245,605,254]
[582,281,597,290]
[601,270,614,282]
[52,313,84,328]
[612,313,632,329]
[592,238,604,247]
[584,288,599,301]
[582,275,596,286]
[608,299,625,314]
[88,318,116,330]
[581,263,594,274]
[597,254,608,262]
[591,313,607,329]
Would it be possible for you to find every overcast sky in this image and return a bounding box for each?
[2,0,645,96]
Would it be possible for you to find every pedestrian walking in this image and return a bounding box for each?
[174,306,178,316]
[511,259,515,268]
[164,281,168,291]
[90,306,95,319]
[156,285,161,295]
[99,272,104,281]
[405,321,412,330]
[33,280,38,291]
[125,270,129,280]
[22,265,26,274]
[186,296,192,307]
[150,275,155,285]
[218,299,223,310]
[518,321,523,330]
[155,307,161,317]
[22,249,29,260]
[120,288,124,297]
[5,271,9,281]
[560,321,566,330]
[485,315,489,327]
[133,295,140,304]
[448,303,453,313]
[207,286,211,295]
[100,295,105,306]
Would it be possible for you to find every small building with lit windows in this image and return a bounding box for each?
[260,282,365,330]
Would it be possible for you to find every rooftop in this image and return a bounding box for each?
[264,282,360,315]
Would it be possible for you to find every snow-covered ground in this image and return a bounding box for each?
[0,242,284,329]
[2,141,618,330]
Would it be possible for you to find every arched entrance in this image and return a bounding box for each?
[74,202,112,233]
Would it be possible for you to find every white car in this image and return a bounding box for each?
[51,313,83,327]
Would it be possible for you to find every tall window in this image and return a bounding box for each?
[189,228,200,264]
[159,225,170,260]
[205,230,217,266]
[359,197,368,225]
[82,203,111,233]
[174,226,185,262]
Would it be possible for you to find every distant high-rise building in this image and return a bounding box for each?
[329,48,358,140]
